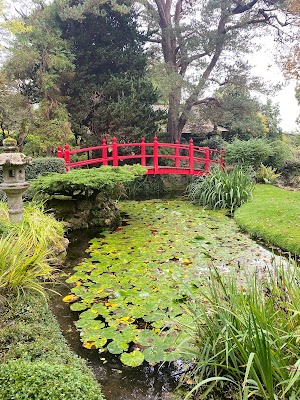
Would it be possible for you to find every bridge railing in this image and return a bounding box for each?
[57,136,225,175]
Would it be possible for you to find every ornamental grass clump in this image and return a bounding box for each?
[0,202,65,296]
[183,264,300,400]
[186,166,254,214]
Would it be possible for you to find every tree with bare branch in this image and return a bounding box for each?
[140,0,298,141]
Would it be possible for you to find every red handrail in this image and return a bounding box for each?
[57,137,225,175]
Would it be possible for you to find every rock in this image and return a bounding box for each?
[46,194,121,231]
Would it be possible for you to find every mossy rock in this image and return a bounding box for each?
[47,194,121,230]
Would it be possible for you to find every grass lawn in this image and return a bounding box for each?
[234,184,300,256]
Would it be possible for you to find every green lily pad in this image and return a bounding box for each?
[143,347,166,364]
[107,340,129,354]
[95,337,107,348]
[120,350,145,367]
[70,302,88,311]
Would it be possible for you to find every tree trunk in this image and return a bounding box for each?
[167,86,183,142]
[18,120,26,152]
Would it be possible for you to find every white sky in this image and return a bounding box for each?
[250,38,300,133]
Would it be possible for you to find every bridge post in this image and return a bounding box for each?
[189,139,194,174]
[112,137,118,166]
[102,138,108,166]
[141,137,146,166]
[64,144,70,172]
[220,148,225,169]
[205,147,210,171]
[153,136,159,173]
[175,140,180,168]
[57,146,63,159]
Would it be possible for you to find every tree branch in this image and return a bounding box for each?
[232,0,259,14]
[193,97,220,107]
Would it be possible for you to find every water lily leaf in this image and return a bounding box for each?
[143,347,166,364]
[119,325,139,342]
[70,302,88,311]
[63,294,79,303]
[81,332,101,342]
[120,350,144,367]
[163,349,181,362]
[82,340,95,349]
[100,327,118,339]
[71,285,88,296]
[87,320,105,330]
[95,337,107,348]
[66,271,89,283]
[80,309,99,320]
[107,340,129,354]
[135,330,156,346]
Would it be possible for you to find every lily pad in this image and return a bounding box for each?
[120,350,145,367]
[107,340,129,354]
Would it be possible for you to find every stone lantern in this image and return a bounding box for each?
[0,138,32,223]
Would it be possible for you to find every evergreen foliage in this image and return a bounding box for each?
[225,139,274,170]
[30,165,146,198]
[0,292,104,400]
[0,360,104,400]
[24,157,66,180]
[57,0,166,143]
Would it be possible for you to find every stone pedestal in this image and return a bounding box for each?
[0,139,31,223]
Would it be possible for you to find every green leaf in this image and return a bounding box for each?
[120,350,145,367]
[107,340,129,354]
[143,347,166,364]
[70,302,88,311]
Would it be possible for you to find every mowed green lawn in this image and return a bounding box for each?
[234,185,300,256]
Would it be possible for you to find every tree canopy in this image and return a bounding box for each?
[0,0,165,153]
[140,0,298,141]
[0,0,298,148]
[57,0,165,143]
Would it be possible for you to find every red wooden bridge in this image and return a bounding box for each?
[57,137,225,175]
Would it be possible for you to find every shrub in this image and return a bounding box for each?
[279,158,300,178]
[0,360,103,400]
[186,166,254,214]
[278,158,300,187]
[255,164,281,184]
[31,165,146,199]
[266,140,293,169]
[0,157,66,201]
[225,138,273,170]
[25,157,66,180]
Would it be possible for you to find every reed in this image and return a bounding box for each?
[183,264,300,399]
[186,166,254,214]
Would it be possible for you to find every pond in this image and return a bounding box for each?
[51,199,287,400]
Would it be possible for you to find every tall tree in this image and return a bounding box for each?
[56,0,165,144]
[2,1,75,154]
[193,84,282,141]
[139,0,297,142]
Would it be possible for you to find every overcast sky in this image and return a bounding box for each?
[250,38,299,133]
